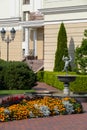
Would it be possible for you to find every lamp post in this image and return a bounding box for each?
[0,28,16,61]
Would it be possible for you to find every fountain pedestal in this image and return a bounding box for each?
[57,75,76,96]
[63,82,70,95]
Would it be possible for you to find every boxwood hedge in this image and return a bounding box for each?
[37,71,87,92]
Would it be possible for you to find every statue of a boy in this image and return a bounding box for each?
[62,55,72,74]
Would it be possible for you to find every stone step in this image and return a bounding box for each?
[24,59,44,73]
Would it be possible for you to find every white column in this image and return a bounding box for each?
[25,28,30,56]
[33,29,37,57]
[26,12,29,21]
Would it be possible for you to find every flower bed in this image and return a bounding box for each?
[0,95,83,122]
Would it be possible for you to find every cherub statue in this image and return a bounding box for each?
[62,55,72,74]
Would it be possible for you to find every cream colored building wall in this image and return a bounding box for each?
[37,28,44,59]
[9,30,22,61]
[0,30,22,61]
[43,0,87,8]
[44,22,87,71]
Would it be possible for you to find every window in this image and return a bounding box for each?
[22,49,25,57]
[23,28,25,41]
[23,12,26,21]
[23,11,30,21]
[23,0,30,4]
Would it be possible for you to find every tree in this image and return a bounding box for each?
[54,22,68,71]
[75,29,87,74]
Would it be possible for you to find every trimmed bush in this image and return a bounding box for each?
[37,71,64,90]
[70,76,87,92]
[37,71,87,92]
[0,60,36,90]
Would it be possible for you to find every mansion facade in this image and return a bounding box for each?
[0,0,87,71]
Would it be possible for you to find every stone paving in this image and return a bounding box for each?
[0,82,87,130]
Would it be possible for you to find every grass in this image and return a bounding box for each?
[0,89,35,95]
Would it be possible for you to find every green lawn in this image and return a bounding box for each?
[0,89,35,95]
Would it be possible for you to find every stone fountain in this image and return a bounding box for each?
[57,56,76,96]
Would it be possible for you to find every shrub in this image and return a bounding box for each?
[54,22,69,71]
[37,71,87,92]
[0,59,7,89]
[75,29,87,74]
[70,76,87,92]
[37,71,65,90]
[0,60,36,90]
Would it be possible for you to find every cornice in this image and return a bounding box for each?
[0,17,21,27]
[0,18,44,28]
[44,18,87,25]
[39,5,87,15]
[20,20,44,27]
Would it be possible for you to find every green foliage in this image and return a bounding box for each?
[0,90,35,95]
[75,29,87,74]
[37,71,72,90]
[37,71,87,92]
[0,59,7,89]
[0,60,36,90]
[70,76,87,92]
[37,71,44,82]
[54,22,68,71]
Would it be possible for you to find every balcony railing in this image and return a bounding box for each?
[29,12,44,21]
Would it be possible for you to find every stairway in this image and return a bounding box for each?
[24,59,44,73]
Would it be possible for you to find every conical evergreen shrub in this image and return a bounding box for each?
[54,22,68,71]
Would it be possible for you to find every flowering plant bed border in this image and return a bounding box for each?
[0,95,83,122]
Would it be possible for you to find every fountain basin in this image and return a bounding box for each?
[57,75,76,83]
[57,75,76,96]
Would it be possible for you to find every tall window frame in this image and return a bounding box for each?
[23,0,30,4]
[23,11,30,21]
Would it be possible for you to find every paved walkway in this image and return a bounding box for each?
[0,82,87,130]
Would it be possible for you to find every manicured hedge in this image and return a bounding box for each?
[37,71,87,92]
[0,60,36,90]
[70,76,87,92]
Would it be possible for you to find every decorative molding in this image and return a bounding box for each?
[0,17,21,28]
[44,0,72,3]
[44,18,87,25]
[0,17,21,23]
[39,5,87,15]
[20,20,44,27]
[0,17,21,30]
